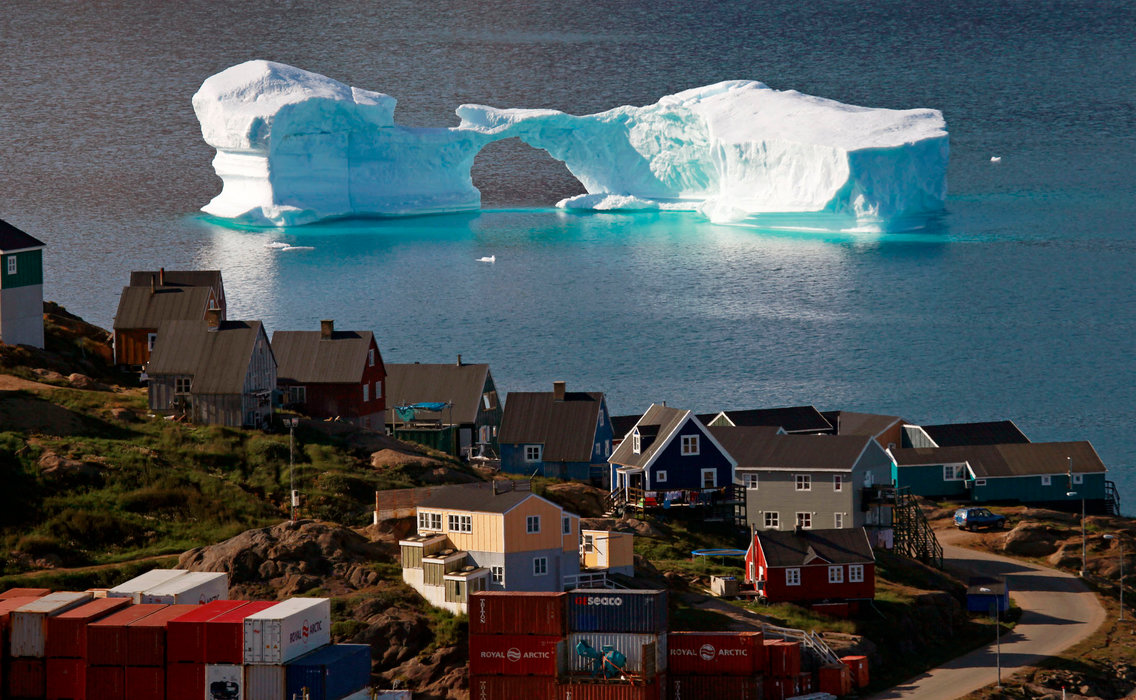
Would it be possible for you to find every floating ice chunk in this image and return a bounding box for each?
[557,194,660,211]
[476,255,496,263]
[990,156,1002,163]
[264,241,290,249]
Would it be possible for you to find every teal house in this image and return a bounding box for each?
[0,219,45,349]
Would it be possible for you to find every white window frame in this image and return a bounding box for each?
[448,514,471,533]
[828,565,844,584]
[1073,473,1083,484]
[533,557,548,576]
[975,479,987,487]
[491,566,504,585]
[526,515,541,534]
[418,512,442,531]
[525,445,542,462]
[1041,475,1052,486]
[785,568,801,586]
[655,470,667,484]
[944,464,966,481]
[797,512,812,529]
[743,473,759,490]
[147,332,158,351]
[764,511,779,529]
[701,468,717,488]
[795,474,811,491]
[375,380,382,399]
[363,383,369,402]
[7,256,16,275]
[632,431,641,454]
[681,434,700,456]
[583,534,594,552]
[562,516,571,535]
[368,348,375,366]
[849,564,865,583]
[834,512,844,529]
[833,475,843,492]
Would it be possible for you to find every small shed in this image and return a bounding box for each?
[966,575,1009,614]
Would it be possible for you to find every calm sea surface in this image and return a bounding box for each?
[2,1,1134,509]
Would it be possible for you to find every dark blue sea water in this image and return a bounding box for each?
[2,1,1134,509]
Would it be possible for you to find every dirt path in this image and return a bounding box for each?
[6,553,179,581]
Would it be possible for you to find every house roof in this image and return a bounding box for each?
[823,411,903,439]
[710,406,833,433]
[147,320,268,394]
[892,441,1106,477]
[610,415,640,441]
[113,285,213,329]
[129,270,223,295]
[609,404,690,469]
[498,390,605,462]
[711,427,872,471]
[755,528,875,568]
[385,362,492,425]
[921,420,1030,447]
[272,329,377,384]
[416,483,557,515]
[0,219,45,253]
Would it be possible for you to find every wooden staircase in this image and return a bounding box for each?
[892,488,943,568]
[1105,480,1121,516]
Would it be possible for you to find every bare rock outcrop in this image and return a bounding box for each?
[1001,522,1059,557]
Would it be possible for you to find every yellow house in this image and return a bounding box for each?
[581,529,635,577]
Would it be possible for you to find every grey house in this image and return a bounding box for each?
[0,220,45,349]
[385,357,502,458]
[711,426,894,532]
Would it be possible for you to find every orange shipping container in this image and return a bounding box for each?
[0,588,50,600]
[818,663,853,696]
[841,654,870,688]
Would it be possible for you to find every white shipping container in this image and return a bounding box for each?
[206,664,244,700]
[243,598,331,665]
[243,664,284,700]
[9,591,93,658]
[565,632,668,677]
[140,571,229,605]
[107,568,188,603]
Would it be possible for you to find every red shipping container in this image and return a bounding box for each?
[668,674,763,700]
[46,657,85,700]
[203,600,277,664]
[166,600,249,663]
[763,640,801,677]
[557,677,662,700]
[798,671,813,694]
[818,663,853,696]
[469,591,566,637]
[469,675,558,700]
[469,634,563,676]
[46,597,132,658]
[126,604,197,667]
[0,588,50,600]
[126,665,165,700]
[667,631,764,675]
[87,665,124,700]
[87,604,167,666]
[841,654,869,688]
[9,657,45,698]
[165,662,204,700]
[764,675,791,700]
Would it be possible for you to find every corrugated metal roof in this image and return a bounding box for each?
[417,483,538,514]
[823,411,902,438]
[271,329,376,384]
[609,404,688,469]
[498,390,604,462]
[129,270,223,295]
[0,219,45,252]
[922,420,1030,447]
[385,362,491,425]
[147,320,267,394]
[716,406,833,433]
[712,427,871,471]
[113,285,212,329]
[892,441,1106,477]
[755,528,875,567]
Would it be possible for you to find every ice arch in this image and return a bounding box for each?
[194,60,948,229]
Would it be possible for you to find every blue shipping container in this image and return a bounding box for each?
[286,643,371,700]
[566,589,668,634]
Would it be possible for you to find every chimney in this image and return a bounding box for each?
[320,320,334,339]
[205,308,222,330]
[158,267,165,286]
[150,274,156,295]
[553,381,566,401]
[456,354,462,366]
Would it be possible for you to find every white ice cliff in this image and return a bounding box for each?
[194,61,949,228]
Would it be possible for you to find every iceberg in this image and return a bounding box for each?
[194,61,948,229]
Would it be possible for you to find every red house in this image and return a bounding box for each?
[271,320,386,429]
[745,527,875,613]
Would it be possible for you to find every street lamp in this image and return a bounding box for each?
[1066,490,1086,576]
[979,586,1002,689]
[1104,534,1125,621]
[284,417,299,522]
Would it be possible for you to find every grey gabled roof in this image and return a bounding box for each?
[922,420,1030,447]
[385,362,492,425]
[823,411,903,439]
[713,406,833,433]
[129,270,223,296]
[892,441,1106,477]
[113,286,213,329]
[712,427,871,471]
[755,527,875,568]
[498,390,604,462]
[272,329,376,384]
[147,320,268,394]
[417,483,547,515]
[609,403,689,469]
[0,219,45,252]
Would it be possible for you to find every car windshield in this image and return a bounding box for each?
[974,509,992,516]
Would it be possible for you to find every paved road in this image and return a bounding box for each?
[870,531,1106,700]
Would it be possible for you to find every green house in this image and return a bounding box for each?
[0,219,46,349]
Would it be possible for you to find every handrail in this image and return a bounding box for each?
[563,572,627,590]
[761,623,843,666]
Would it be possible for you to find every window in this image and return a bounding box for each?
[289,386,306,404]
[526,515,540,534]
[1041,475,1052,486]
[849,564,865,583]
[701,469,716,488]
[975,479,987,487]
[599,412,605,427]
[174,377,191,394]
[833,475,843,492]
[795,474,811,491]
[368,349,375,366]
[785,568,801,586]
[363,384,369,402]
[7,256,16,275]
[448,514,471,533]
[764,512,779,529]
[681,435,700,456]
[656,470,667,484]
[562,516,571,535]
[418,512,442,531]
[796,512,812,529]
[834,512,844,529]
[828,566,844,584]
[491,566,504,585]
[944,464,966,481]
[632,432,641,454]
[533,557,548,576]
[525,445,542,462]
[1073,473,1083,485]
[147,332,158,351]
[583,534,594,552]
[375,380,382,399]
[743,473,759,490]
[482,391,497,410]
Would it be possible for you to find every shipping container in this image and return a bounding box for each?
[567,589,667,634]
[763,640,801,677]
[205,601,277,664]
[244,663,285,700]
[818,663,853,697]
[797,671,813,694]
[10,591,93,658]
[107,569,188,603]
[0,597,41,643]
[86,665,124,700]
[469,675,558,700]
[0,588,50,600]
[8,658,45,698]
[166,599,250,664]
[565,632,667,678]
[286,644,371,700]
[558,676,664,700]
[666,631,764,676]
[45,597,132,658]
[165,662,205,700]
[126,604,198,666]
[206,664,243,700]
[372,692,412,700]
[140,571,228,606]
[841,654,869,689]
[46,656,85,700]
[469,591,566,636]
[86,604,168,666]
[668,674,763,700]
[469,634,563,676]
[126,665,165,700]
[243,598,331,665]
[763,675,791,700]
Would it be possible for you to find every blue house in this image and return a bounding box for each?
[608,403,736,500]
[498,381,613,484]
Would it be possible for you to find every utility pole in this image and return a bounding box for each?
[285,417,299,521]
